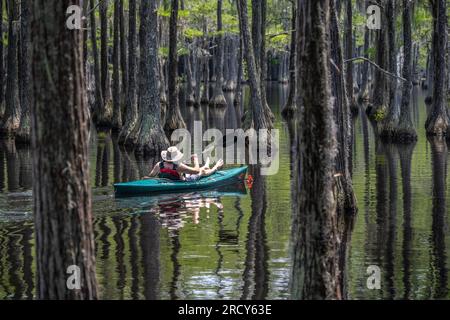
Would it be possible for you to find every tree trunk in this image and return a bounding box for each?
[237,0,272,131]
[0,0,20,135]
[0,0,4,117]
[344,0,357,114]
[99,0,112,127]
[31,0,98,299]
[164,0,186,131]
[119,0,128,107]
[380,0,399,139]
[133,0,169,155]
[281,2,297,118]
[329,0,357,298]
[119,0,138,145]
[234,33,244,108]
[290,0,343,300]
[209,0,227,108]
[90,0,104,127]
[16,0,32,143]
[112,0,122,130]
[425,0,448,136]
[249,0,274,124]
[393,0,417,142]
[358,9,370,102]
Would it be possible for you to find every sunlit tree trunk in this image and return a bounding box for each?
[32,0,98,299]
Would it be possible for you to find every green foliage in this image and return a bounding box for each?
[374,108,387,122]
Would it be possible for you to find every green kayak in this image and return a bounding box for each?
[114,166,248,196]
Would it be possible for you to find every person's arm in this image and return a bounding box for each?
[178,162,202,175]
[144,162,160,179]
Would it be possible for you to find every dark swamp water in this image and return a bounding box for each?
[0,84,449,299]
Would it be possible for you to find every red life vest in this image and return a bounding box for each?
[158,161,181,180]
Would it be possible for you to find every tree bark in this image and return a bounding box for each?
[393,0,417,142]
[99,0,112,127]
[16,0,32,143]
[133,0,169,155]
[90,0,104,127]
[209,0,227,108]
[119,0,128,107]
[112,0,122,130]
[237,0,272,130]
[0,0,20,135]
[290,0,341,299]
[425,0,448,136]
[380,0,400,138]
[367,0,388,120]
[344,0,357,114]
[31,0,98,299]
[164,0,186,131]
[119,0,138,145]
[281,2,297,118]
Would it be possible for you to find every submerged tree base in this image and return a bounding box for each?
[380,126,418,144]
[425,113,449,136]
[209,93,227,108]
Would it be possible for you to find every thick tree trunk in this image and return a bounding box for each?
[237,0,272,130]
[112,0,122,130]
[119,0,138,145]
[281,2,297,118]
[249,0,274,124]
[329,0,357,298]
[367,0,388,120]
[1,0,20,135]
[99,0,112,127]
[393,0,417,142]
[290,0,341,299]
[133,0,169,155]
[164,0,186,131]
[16,0,32,143]
[31,0,98,299]
[209,0,227,108]
[380,0,399,138]
[425,0,448,136]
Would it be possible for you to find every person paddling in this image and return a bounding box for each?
[146,146,223,181]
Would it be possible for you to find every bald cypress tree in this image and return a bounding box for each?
[32,0,98,299]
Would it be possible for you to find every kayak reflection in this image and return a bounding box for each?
[115,182,247,234]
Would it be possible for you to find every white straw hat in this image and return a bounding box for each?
[161,146,184,163]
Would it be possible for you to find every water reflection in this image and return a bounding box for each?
[1,86,449,300]
[429,137,448,299]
